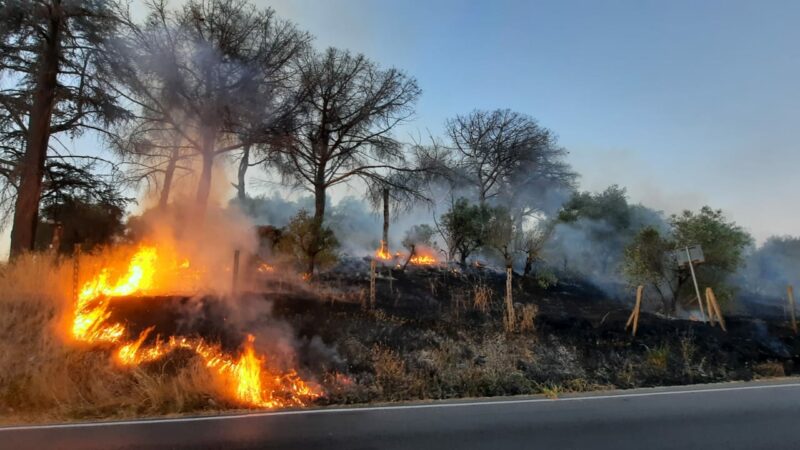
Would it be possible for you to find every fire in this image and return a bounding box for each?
[409,247,439,266]
[375,240,392,260]
[257,262,275,273]
[71,245,320,408]
[410,254,437,265]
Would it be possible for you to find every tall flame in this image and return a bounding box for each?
[72,245,320,408]
[375,240,392,260]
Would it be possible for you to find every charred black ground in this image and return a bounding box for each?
[107,260,800,405]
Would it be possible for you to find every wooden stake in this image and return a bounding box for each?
[505,267,514,331]
[632,285,642,336]
[626,285,643,336]
[788,286,797,335]
[369,259,377,309]
[705,288,716,327]
[706,287,726,332]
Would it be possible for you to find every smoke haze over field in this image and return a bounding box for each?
[3,0,799,258]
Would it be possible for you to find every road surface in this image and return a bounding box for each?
[3,379,800,449]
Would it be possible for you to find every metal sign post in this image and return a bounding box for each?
[676,245,707,322]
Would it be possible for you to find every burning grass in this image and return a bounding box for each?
[0,248,319,424]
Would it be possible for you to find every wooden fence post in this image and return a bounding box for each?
[505,267,514,332]
[788,286,797,335]
[705,287,726,332]
[626,285,643,336]
[370,259,377,309]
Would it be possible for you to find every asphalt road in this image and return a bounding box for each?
[3,379,800,450]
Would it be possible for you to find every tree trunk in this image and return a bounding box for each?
[236,144,250,201]
[194,130,217,217]
[402,244,415,271]
[523,251,534,276]
[382,187,390,251]
[159,146,180,209]
[195,152,214,217]
[307,182,327,275]
[9,5,63,258]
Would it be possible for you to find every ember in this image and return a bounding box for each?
[257,262,275,273]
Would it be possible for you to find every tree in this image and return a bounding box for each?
[517,219,555,276]
[112,0,308,213]
[440,198,493,266]
[552,185,664,277]
[1,0,128,257]
[623,207,753,314]
[444,109,575,208]
[272,47,420,273]
[622,226,675,312]
[276,209,339,273]
[485,206,516,268]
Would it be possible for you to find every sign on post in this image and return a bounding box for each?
[674,245,705,266]
[674,245,707,322]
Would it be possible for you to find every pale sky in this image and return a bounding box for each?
[263,0,800,243]
[3,0,799,257]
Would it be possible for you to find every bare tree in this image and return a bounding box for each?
[111,0,308,214]
[272,47,421,273]
[1,0,128,257]
[445,109,575,210]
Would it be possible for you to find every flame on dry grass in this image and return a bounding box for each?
[375,240,392,260]
[72,245,320,408]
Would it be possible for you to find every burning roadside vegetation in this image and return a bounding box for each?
[3,233,798,425]
[2,0,799,428]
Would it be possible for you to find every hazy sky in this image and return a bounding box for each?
[2,0,798,257]
[263,0,800,243]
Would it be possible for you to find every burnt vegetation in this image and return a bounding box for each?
[0,0,798,423]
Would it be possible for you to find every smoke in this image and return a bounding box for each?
[234,191,440,256]
[542,203,667,298]
[734,236,800,303]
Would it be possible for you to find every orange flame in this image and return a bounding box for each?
[375,240,392,260]
[72,245,320,408]
[257,262,275,273]
[410,254,437,265]
[409,247,439,266]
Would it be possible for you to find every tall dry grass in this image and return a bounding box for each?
[0,253,228,424]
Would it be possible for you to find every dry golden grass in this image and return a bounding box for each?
[472,283,492,313]
[0,253,227,424]
[518,304,538,333]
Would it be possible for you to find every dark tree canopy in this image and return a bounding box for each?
[271,47,421,273]
[1,0,129,256]
[112,0,309,211]
[444,108,575,211]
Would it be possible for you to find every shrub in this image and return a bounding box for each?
[276,210,339,274]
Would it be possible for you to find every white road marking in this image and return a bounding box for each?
[3,381,800,431]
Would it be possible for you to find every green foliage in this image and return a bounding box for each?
[622,226,672,291]
[536,269,558,289]
[558,185,631,230]
[441,198,493,265]
[623,207,753,313]
[485,206,516,265]
[276,210,339,272]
